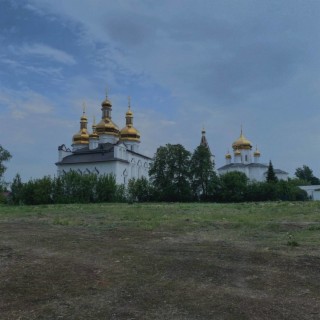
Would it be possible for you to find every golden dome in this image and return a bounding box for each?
[254,146,261,157]
[232,129,252,150]
[120,126,140,142]
[120,99,140,142]
[225,151,232,159]
[101,94,112,107]
[126,108,133,117]
[96,118,119,136]
[72,109,89,145]
[89,118,99,139]
[234,149,241,156]
[73,128,89,144]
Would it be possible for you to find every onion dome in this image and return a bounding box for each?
[96,119,119,135]
[72,109,89,145]
[232,127,252,150]
[225,150,232,159]
[254,146,261,157]
[234,149,241,156]
[96,91,120,136]
[120,98,140,142]
[101,96,112,108]
[89,117,99,139]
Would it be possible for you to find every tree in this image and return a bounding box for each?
[0,145,12,187]
[190,145,217,200]
[149,144,192,201]
[217,171,248,202]
[10,173,23,204]
[266,161,278,183]
[295,165,320,185]
[127,177,153,202]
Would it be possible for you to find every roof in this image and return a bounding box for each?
[56,142,152,165]
[218,163,268,170]
[218,162,288,174]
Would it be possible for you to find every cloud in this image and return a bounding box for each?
[2,0,320,181]
[0,89,54,119]
[18,43,76,65]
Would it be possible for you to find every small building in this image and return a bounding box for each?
[56,93,152,185]
[298,185,320,200]
[217,129,288,182]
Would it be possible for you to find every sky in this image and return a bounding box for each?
[1,0,320,182]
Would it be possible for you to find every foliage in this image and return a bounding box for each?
[266,161,278,183]
[11,174,23,205]
[190,145,217,200]
[10,172,120,205]
[295,165,320,185]
[149,144,192,201]
[217,171,248,202]
[6,142,311,205]
[0,144,12,187]
[286,232,299,247]
[22,176,53,205]
[127,177,153,202]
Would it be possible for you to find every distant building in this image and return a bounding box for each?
[298,185,320,200]
[217,128,288,182]
[56,92,152,185]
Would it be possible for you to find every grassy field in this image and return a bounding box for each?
[1,201,320,319]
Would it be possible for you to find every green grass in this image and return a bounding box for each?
[1,201,320,319]
[2,201,320,244]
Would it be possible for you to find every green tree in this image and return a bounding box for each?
[96,174,117,202]
[190,145,217,200]
[149,144,192,201]
[127,177,153,202]
[266,161,278,183]
[217,171,248,202]
[10,174,23,204]
[295,165,320,185]
[0,145,12,187]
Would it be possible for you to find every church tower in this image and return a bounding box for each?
[89,117,99,150]
[96,90,120,144]
[72,106,89,151]
[231,127,252,164]
[200,128,214,162]
[120,97,140,152]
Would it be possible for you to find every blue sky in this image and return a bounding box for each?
[1,0,320,181]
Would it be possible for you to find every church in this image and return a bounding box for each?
[56,92,152,185]
[216,129,288,181]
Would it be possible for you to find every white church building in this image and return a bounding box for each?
[56,92,152,185]
[217,129,288,182]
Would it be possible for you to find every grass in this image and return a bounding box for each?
[1,201,320,319]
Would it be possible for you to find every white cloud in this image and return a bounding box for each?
[0,89,54,119]
[17,43,76,65]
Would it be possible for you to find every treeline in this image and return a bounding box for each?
[128,172,308,202]
[9,172,126,205]
[7,143,308,205]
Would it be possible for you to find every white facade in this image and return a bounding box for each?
[298,185,320,200]
[56,93,152,185]
[57,144,151,185]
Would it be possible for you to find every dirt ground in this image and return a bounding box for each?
[1,206,320,319]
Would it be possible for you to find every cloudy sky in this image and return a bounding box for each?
[1,0,320,182]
